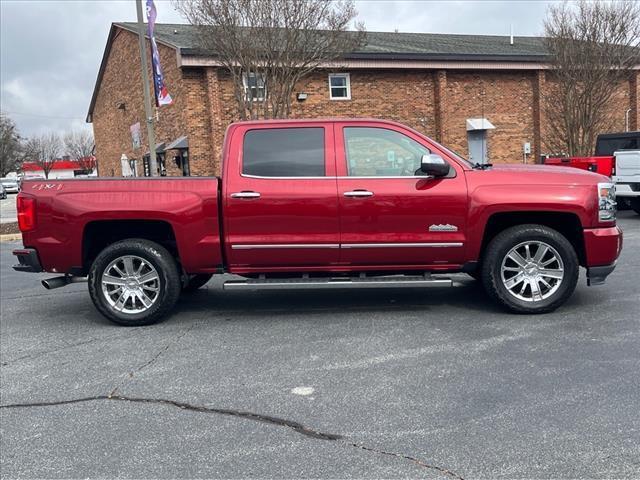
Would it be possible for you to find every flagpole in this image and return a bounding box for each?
[136,0,158,176]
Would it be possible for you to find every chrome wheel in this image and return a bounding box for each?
[101,255,160,314]
[500,241,564,302]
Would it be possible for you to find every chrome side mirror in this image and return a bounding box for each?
[420,154,450,177]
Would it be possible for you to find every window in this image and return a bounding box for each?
[243,72,265,101]
[595,136,640,156]
[329,73,351,100]
[344,127,430,177]
[243,128,325,177]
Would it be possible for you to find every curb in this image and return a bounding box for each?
[0,234,21,243]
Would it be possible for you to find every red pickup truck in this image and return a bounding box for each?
[13,119,622,326]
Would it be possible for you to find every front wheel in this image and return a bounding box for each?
[481,224,579,314]
[88,239,181,326]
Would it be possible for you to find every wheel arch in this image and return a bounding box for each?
[82,220,179,274]
[476,211,586,268]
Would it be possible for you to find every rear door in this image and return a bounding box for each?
[335,122,468,268]
[223,123,340,270]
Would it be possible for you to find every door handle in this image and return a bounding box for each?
[231,191,261,199]
[344,190,374,197]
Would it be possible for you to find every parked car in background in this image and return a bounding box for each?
[0,178,20,194]
[0,184,6,200]
[544,131,640,214]
[13,119,622,326]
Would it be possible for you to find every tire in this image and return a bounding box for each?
[88,239,181,326]
[182,273,213,293]
[631,198,640,216]
[481,224,579,314]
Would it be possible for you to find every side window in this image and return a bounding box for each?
[344,127,430,177]
[243,128,325,177]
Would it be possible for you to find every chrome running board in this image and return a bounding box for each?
[223,274,453,290]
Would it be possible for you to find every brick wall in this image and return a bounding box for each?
[92,27,638,177]
[93,29,196,177]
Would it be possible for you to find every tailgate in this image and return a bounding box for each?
[614,150,640,180]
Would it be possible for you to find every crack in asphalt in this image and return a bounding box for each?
[0,394,464,478]
[109,323,198,397]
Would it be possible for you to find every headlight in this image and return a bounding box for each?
[597,182,616,222]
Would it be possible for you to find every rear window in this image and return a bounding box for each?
[242,128,325,177]
[595,134,640,156]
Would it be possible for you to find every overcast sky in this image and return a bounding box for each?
[0,0,554,137]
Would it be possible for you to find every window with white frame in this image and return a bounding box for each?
[329,73,351,100]
[243,72,266,101]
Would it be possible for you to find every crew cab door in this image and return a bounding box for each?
[223,123,340,270]
[335,123,468,267]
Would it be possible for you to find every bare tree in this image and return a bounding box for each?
[543,0,640,156]
[175,0,365,119]
[23,133,62,179]
[0,113,23,177]
[64,130,96,172]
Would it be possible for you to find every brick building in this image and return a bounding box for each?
[87,23,639,177]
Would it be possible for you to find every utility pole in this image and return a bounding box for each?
[136,0,158,176]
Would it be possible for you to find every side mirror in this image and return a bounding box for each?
[420,154,450,177]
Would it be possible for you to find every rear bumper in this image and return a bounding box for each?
[614,183,640,198]
[587,263,616,286]
[12,248,43,273]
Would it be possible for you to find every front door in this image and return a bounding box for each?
[335,123,468,268]
[224,123,340,271]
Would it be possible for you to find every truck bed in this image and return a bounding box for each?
[19,177,223,275]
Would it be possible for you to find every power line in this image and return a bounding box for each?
[2,110,85,121]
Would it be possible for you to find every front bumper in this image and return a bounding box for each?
[583,226,622,286]
[583,226,623,266]
[12,248,43,273]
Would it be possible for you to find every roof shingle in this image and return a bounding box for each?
[116,22,548,61]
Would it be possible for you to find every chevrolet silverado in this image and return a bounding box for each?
[13,119,622,326]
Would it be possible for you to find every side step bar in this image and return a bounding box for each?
[223,275,453,290]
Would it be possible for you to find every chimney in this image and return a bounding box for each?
[510,24,514,45]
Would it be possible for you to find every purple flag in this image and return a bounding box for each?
[146,0,173,106]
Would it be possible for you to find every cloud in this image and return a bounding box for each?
[0,0,182,137]
[0,0,552,137]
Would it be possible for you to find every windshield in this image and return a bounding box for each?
[439,144,473,168]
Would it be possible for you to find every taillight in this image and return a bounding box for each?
[17,196,36,232]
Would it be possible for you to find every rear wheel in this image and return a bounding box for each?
[88,239,181,326]
[481,224,579,314]
[631,198,640,215]
[182,274,213,293]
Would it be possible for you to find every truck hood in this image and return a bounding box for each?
[472,163,608,186]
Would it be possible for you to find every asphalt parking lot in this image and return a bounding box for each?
[1,212,639,479]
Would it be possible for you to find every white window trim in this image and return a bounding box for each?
[243,72,266,101]
[328,73,351,100]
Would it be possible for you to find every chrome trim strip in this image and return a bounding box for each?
[337,175,434,180]
[341,242,463,248]
[241,174,332,180]
[232,244,340,250]
[232,242,463,250]
[240,174,434,180]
